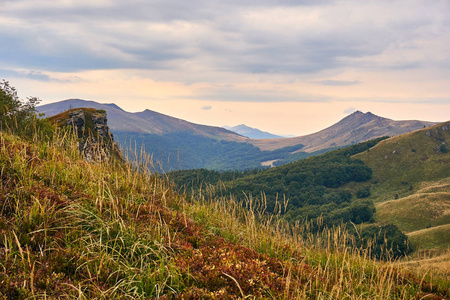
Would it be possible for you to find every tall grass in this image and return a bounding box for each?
[0,128,449,299]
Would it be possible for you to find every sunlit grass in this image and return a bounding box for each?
[0,128,449,299]
[376,192,450,232]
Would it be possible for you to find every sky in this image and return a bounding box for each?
[0,0,449,136]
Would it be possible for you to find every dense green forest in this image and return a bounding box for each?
[169,136,411,258]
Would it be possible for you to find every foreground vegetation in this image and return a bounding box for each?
[1,82,449,298]
[1,130,449,298]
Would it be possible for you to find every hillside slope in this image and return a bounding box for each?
[1,128,449,298]
[354,121,450,198]
[353,121,450,250]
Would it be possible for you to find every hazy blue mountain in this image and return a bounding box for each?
[224,124,283,139]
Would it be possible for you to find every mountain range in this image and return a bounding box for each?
[38,99,245,141]
[37,99,437,171]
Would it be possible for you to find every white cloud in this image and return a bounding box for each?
[344,107,356,114]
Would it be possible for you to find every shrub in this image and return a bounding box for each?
[349,199,375,223]
[356,186,371,198]
[0,80,53,139]
[358,224,412,259]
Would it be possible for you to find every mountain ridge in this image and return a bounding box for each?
[38,100,437,151]
[37,99,438,170]
[38,99,248,141]
[249,110,437,152]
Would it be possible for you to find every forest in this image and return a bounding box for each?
[113,131,321,171]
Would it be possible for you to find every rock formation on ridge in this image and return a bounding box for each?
[49,108,123,162]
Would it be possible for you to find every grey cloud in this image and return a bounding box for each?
[0,0,448,79]
[314,80,361,86]
[9,0,334,23]
[0,67,83,83]
[191,85,331,103]
[0,69,52,81]
[25,71,52,81]
[201,105,212,110]
[0,69,24,79]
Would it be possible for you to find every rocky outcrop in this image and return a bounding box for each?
[50,108,123,162]
[425,121,450,154]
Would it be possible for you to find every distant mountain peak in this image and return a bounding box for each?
[224,124,283,139]
[349,110,379,118]
[340,111,388,126]
[250,110,437,153]
[234,124,247,128]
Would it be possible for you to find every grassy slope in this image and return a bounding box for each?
[353,122,450,250]
[1,131,449,298]
[354,122,450,201]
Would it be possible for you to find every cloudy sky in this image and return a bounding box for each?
[1,0,449,136]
